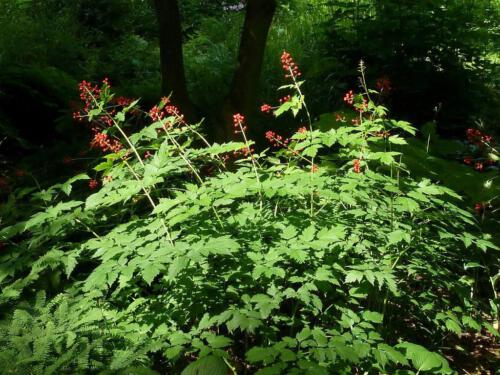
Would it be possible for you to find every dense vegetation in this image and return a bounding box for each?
[0,0,499,373]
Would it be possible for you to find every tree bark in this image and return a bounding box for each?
[218,0,277,141]
[153,0,197,122]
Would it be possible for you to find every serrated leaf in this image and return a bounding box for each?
[141,263,162,285]
[387,230,411,245]
[445,319,462,335]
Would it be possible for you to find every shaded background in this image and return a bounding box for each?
[0,0,499,179]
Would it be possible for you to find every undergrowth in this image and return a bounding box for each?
[0,54,498,374]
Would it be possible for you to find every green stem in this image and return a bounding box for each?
[237,120,263,211]
[289,67,315,218]
[161,123,225,229]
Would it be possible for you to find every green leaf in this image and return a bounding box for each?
[387,230,411,245]
[206,335,232,349]
[165,346,183,360]
[345,270,364,284]
[394,197,420,213]
[397,342,451,373]
[282,226,298,240]
[388,135,407,145]
[296,327,312,342]
[181,355,228,375]
[445,319,462,335]
[377,344,409,366]
[110,350,135,370]
[246,347,278,364]
[141,263,162,285]
[203,236,240,256]
[251,294,280,319]
[64,254,78,278]
[483,322,500,338]
[417,181,443,195]
[115,112,125,122]
[362,311,384,324]
[167,257,188,281]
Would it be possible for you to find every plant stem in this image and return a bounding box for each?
[237,120,263,211]
[122,158,174,245]
[290,67,315,218]
[161,123,225,229]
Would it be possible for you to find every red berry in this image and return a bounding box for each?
[261,104,272,113]
[89,179,99,190]
[353,159,361,173]
[343,90,355,105]
[280,51,301,79]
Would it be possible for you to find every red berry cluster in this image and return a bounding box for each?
[90,129,122,153]
[353,159,361,173]
[115,96,134,107]
[149,105,163,122]
[233,113,247,134]
[78,80,101,106]
[279,95,292,104]
[165,105,183,119]
[74,78,110,121]
[240,146,254,157]
[374,130,391,138]
[100,113,115,127]
[89,179,99,190]
[473,202,494,216]
[265,130,289,147]
[466,128,494,146]
[343,90,355,105]
[227,147,255,159]
[150,100,185,124]
[257,53,301,116]
[163,97,184,121]
[462,128,497,172]
[281,51,301,79]
[261,103,273,113]
[474,202,493,216]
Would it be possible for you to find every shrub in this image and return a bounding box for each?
[0,54,497,374]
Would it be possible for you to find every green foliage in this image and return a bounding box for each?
[0,71,498,374]
[322,0,500,132]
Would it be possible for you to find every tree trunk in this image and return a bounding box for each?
[218,0,277,141]
[153,0,197,122]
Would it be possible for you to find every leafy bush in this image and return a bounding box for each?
[0,55,498,374]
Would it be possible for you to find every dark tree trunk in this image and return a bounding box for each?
[218,0,277,141]
[153,0,197,122]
